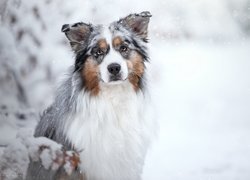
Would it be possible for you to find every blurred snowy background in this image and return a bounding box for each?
[0,0,250,179]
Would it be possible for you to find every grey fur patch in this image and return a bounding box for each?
[26,68,84,179]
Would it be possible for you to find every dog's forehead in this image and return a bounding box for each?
[92,24,128,46]
[102,25,113,44]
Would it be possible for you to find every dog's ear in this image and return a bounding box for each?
[119,11,152,41]
[61,22,92,52]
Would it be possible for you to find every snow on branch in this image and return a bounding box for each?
[0,131,80,180]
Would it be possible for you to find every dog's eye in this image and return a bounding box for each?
[97,49,104,56]
[94,49,104,58]
[120,45,128,52]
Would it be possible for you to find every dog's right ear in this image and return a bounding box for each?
[61,22,92,53]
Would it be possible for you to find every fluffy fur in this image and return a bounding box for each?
[26,11,155,180]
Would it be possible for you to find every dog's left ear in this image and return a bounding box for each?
[119,11,152,41]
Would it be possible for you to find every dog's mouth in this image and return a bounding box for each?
[100,75,128,84]
[109,75,122,82]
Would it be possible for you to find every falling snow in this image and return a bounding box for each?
[0,0,250,179]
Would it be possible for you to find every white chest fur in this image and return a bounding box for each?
[64,81,152,180]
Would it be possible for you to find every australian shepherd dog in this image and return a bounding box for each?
[27,11,155,180]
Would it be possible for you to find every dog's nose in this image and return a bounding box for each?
[108,63,121,75]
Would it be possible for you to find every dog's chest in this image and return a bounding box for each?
[65,84,147,179]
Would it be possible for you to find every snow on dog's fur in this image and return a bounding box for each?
[26,11,155,180]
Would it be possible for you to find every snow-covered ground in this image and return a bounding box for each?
[1,0,250,179]
[143,40,250,180]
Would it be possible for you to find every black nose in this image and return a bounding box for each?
[108,63,121,75]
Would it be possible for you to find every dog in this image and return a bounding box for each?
[26,11,155,180]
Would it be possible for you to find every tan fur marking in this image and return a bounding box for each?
[82,58,100,96]
[127,52,145,91]
[126,60,133,70]
[112,36,123,48]
[98,39,108,50]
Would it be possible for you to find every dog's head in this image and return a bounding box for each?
[62,11,151,95]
